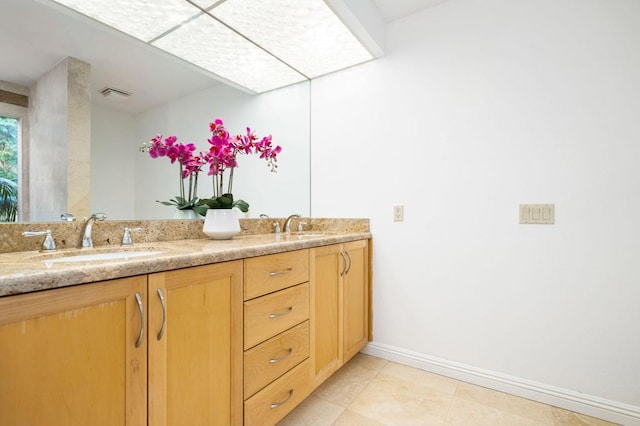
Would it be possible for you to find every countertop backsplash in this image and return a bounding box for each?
[0,218,370,254]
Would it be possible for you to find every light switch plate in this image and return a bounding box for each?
[520,204,554,224]
[393,205,404,222]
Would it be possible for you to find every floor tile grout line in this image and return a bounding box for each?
[454,381,558,425]
[282,354,618,425]
[441,380,461,425]
[334,358,391,425]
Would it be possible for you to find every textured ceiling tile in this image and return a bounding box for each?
[152,14,307,93]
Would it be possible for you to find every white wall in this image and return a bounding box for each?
[311,0,640,422]
[91,104,136,220]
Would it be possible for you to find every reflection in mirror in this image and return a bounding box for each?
[0,0,311,223]
[0,108,21,222]
[93,81,310,220]
[0,82,29,223]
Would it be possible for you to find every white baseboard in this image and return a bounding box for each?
[362,342,640,426]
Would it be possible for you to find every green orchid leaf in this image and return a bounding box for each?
[157,195,202,209]
[219,193,234,206]
[193,204,209,216]
[204,194,232,209]
[203,198,219,209]
[200,194,249,211]
[233,199,249,213]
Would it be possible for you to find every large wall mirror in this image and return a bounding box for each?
[1,0,311,223]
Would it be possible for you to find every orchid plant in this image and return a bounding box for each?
[140,135,209,216]
[201,118,281,212]
[140,118,281,216]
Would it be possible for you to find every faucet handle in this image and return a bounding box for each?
[23,230,57,252]
[297,221,308,232]
[273,222,281,234]
[121,227,142,245]
[60,213,75,221]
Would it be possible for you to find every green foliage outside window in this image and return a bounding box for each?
[0,116,18,221]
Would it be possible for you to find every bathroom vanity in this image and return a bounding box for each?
[0,219,371,426]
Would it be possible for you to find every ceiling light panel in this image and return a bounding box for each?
[188,0,224,10]
[152,14,307,93]
[210,0,374,78]
[50,0,201,42]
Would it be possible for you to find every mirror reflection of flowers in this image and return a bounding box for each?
[140,135,208,215]
[202,118,281,212]
[140,118,281,216]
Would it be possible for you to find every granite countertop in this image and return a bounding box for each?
[0,231,371,297]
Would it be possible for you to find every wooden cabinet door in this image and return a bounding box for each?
[148,261,243,426]
[310,244,342,387]
[343,240,369,363]
[0,277,147,426]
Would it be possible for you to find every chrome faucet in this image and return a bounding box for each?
[283,214,301,233]
[82,213,107,248]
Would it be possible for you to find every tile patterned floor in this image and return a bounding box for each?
[278,354,618,426]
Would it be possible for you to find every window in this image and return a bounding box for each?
[0,87,29,221]
[0,115,19,221]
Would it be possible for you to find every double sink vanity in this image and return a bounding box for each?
[0,217,372,426]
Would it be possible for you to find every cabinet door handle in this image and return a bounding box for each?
[269,348,293,364]
[269,307,293,318]
[270,389,294,409]
[134,292,144,348]
[157,288,166,341]
[269,268,293,276]
[345,251,352,274]
[339,251,347,276]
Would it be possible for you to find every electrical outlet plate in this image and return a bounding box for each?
[520,204,554,224]
[393,205,404,222]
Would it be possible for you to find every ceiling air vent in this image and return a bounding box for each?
[100,87,132,102]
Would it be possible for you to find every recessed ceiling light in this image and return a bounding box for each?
[152,14,307,93]
[48,0,383,93]
[210,0,374,79]
[51,0,202,42]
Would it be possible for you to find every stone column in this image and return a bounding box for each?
[28,57,91,221]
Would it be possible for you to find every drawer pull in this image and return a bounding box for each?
[269,348,293,364]
[134,292,144,348]
[157,288,166,341]
[269,307,293,318]
[339,252,347,276]
[270,389,294,409]
[269,267,293,277]
[345,251,352,274]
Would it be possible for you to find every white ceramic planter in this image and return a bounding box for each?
[202,209,240,240]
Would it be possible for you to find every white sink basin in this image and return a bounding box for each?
[18,247,165,264]
[45,250,161,264]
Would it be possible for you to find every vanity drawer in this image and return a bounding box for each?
[244,250,309,300]
[244,283,309,349]
[244,358,311,426]
[244,321,309,398]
